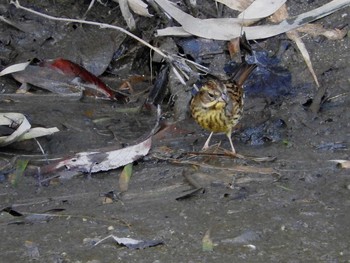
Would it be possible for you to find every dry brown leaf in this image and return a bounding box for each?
[296,24,348,40]
[287,31,320,87]
[227,37,241,59]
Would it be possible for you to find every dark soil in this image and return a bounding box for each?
[1,0,350,262]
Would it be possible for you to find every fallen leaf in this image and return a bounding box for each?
[44,137,152,174]
[155,0,350,40]
[19,127,60,141]
[43,58,126,100]
[128,0,153,17]
[117,0,136,30]
[0,113,59,147]
[119,163,133,193]
[0,61,30,76]
[228,37,241,59]
[11,59,127,101]
[270,4,320,87]
[214,0,253,12]
[288,31,320,87]
[9,159,28,187]
[0,113,30,146]
[202,229,214,251]
[237,0,286,21]
[94,234,163,249]
[297,24,348,40]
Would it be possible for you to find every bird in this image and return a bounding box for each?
[190,61,257,155]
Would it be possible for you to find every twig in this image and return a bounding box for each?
[309,84,327,113]
[153,154,276,175]
[10,0,208,78]
[83,0,96,18]
[11,0,167,58]
[186,151,276,162]
[34,138,49,164]
[147,104,162,138]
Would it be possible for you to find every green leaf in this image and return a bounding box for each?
[202,229,213,252]
[119,163,133,193]
[10,159,29,187]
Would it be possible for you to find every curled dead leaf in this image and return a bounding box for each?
[0,113,59,147]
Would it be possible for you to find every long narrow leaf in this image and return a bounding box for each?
[0,61,30,76]
[155,0,350,40]
[237,0,286,20]
[48,137,152,174]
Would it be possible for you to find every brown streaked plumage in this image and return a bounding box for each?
[190,62,257,154]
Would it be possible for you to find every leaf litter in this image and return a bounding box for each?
[0,1,348,262]
[0,113,59,147]
[0,0,343,203]
[39,133,152,179]
[154,0,349,40]
[93,234,163,249]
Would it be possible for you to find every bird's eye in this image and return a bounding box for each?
[208,92,215,98]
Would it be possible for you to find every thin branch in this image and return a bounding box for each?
[11,0,209,81]
[11,0,168,59]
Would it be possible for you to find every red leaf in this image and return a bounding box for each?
[41,58,126,101]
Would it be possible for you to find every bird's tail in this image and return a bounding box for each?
[231,62,257,86]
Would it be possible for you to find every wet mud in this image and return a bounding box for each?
[1,0,350,262]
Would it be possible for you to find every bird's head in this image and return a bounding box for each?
[199,79,228,109]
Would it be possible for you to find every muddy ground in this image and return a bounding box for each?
[1,0,350,262]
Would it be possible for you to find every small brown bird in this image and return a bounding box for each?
[190,62,257,154]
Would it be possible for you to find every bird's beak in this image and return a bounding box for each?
[221,93,228,103]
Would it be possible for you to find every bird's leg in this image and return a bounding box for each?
[226,132,236,155]
[202,132,214,150]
